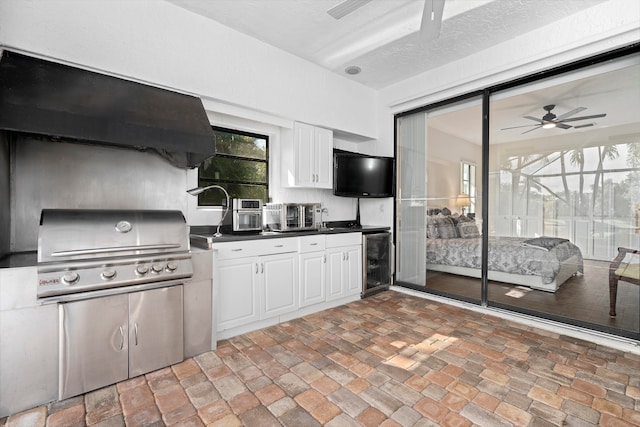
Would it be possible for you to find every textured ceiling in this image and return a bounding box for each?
[166,0,606,89]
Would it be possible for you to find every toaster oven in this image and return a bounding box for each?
[264,203,321,232]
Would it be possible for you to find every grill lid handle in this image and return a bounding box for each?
[51,244,182,257]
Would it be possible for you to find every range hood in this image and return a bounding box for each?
[0,51,215,168]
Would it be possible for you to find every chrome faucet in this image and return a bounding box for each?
[320,207,329,229]
[186,184,230,238]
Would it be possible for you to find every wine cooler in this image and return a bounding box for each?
[362,232,393,297]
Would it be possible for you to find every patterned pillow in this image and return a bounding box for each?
[434,216,458,238]
[457,222,480,238]
[426,216,439,238]
[451,214,473,225]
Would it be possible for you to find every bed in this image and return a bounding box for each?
[426,213,584,292]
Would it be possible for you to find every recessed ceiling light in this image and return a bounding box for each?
[345,66,361,75]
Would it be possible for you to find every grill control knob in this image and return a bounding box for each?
[166,262,178,272]
[101,269,117,280]
[151,263,164,274]
[62,271,79,285]
[135,265,149,275]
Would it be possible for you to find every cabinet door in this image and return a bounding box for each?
[345,246,363,296]
[217,257,260,331]
[326,248,345,301]
[314,127,333,189]
[59,294,129,400]
[129,286,183,377]
[299,251,326,307]
[262,253,298,318]
[294,122,315,187]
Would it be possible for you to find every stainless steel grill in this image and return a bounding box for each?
[37,209,193,299]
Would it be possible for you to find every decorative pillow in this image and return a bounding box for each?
[457,222,480,238]
[441,207,452,216]
[451,214,473,225]
[426,216,439,238]
[434,216,458,238]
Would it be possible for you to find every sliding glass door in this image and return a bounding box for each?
[394,47,639,340]
[396,98,483,303]
[487,55,640,338]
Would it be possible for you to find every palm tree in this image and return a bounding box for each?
[592,144,619,214]
[569,149,586,215]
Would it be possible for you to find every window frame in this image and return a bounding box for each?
[460,161,476,214]
[197,125,269,206]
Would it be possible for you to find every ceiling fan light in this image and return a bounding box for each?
[542,122,556,129]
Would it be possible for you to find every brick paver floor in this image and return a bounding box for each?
[3,290,639,426]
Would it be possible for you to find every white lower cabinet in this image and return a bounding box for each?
[215,233,361,339]
[326,233,363,301]
[217,257,260,330]
[299,235,327,307]
[262,253,298,318]
[216,238,298,333]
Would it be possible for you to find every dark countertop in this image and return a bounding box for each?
[0,251,38,269]
[1,226,391,268]
[189,225,390,248]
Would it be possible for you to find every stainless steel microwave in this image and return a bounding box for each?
[232,199,263,232]
[264,203,321,232]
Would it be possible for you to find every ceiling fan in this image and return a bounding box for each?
[327,0,445,39]
[501,104,607,134]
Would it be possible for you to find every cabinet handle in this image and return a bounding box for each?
[310,243,318,246]
[119,326,125,350]
[346,253,349,261]
[134,323,138,346]
[256,263,259,274]
[274,244,284,248]
[261,263,264,274]
[323,255,326,264]
[232,248,243,252]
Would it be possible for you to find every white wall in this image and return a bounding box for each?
[427,128,481,210]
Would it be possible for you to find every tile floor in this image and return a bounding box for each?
[2,291,640,427]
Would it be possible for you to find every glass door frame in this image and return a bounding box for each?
[393,43,640,340]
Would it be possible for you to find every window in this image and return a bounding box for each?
[197,126,268,205]
[460,162,476,214]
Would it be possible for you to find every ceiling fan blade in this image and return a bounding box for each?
[559,113,607,123]
[555,107,586,121]
[521,125,542,134]
[326,0,372,20]
[421,0,445,39]
[555,123,572,130]
[574,123,595,129]
[501,124,539,130]
[523,115,544,124]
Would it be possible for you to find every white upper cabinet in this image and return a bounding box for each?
[282,122,333,189]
